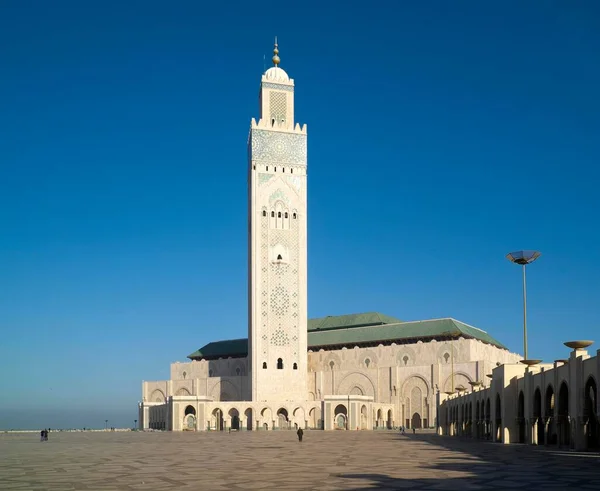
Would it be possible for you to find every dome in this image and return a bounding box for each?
[264,66,290,83]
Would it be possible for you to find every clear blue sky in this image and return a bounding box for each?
[1,1,599,430]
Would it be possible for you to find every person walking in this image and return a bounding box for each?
[40,430,45,442]
[297,427,304,442]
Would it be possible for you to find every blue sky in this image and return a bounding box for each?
[1,1,599,429]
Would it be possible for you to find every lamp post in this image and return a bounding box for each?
[134,419,137,430]
[105,419,108,431]
[506,250,541,361]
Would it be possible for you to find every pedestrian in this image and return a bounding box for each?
[413,428,416,434]
[297,427,304,442]
[40,430,45,442]
[45,429,49,441]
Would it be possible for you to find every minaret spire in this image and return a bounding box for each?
[272,37,280,66]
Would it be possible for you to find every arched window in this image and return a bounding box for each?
[293,213,297,219]
[266,166,269,171]
[182,371,187,379]
[278,212,281,218]
[277,358,283,369]
[365,358,370,368]
[291,168,293,174]
[271,118,275,126]
[262,210,266,217]
[284,212,288,218]
[271,211,275,217]
[283,167,285,173]
[274,167,277,172]
[293,363,298,370]
[262,362,267,369]
[277,254,283,260]
[329,361,335,370]
[235,367,241,375]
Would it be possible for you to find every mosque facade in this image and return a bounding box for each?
[138,44,521,432]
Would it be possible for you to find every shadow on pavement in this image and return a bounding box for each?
[337,432,600,490]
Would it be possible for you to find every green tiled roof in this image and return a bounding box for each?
[308,318,507,351]
[307,312,402,331]
[187,338,248,360]
[187,314,507,360]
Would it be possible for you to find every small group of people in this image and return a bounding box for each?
[40,429,49,442]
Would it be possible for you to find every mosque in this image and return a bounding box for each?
[138,43,521,432]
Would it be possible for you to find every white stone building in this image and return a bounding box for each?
[139,43,521,432]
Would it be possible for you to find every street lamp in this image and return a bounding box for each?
[506,250,541,362]
[134,419,137,430]
[105,419,108,431]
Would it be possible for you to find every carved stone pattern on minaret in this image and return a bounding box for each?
[270,91,287,122]
[262,82,294,92]
[269,188,290,206]
[260,211,269,359]
[251,130,307,165]
[268,223,299,354]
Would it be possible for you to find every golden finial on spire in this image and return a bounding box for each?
[272,36,280,66]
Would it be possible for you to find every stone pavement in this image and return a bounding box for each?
[1,430,599,490]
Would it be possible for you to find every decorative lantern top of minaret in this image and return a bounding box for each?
[264,37,290,83]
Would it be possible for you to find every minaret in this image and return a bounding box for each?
[248,40,308,402]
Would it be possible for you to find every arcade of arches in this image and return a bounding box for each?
[439,345,599,452]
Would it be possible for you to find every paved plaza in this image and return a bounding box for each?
[1,430,599,490]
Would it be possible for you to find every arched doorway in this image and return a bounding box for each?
[485,398,491,440]
[229,408,240,430]
[546,385,556,444]
[387,409,393,429]
[584,377,598,450]
[411,412,422,429]
[184,405,196,431]
[533,388,543,444]
[244,408,253,431]
[334,404,347,430]
[517,391,525,443]
[468,402,473,437]
[495,394,502,442]
[309,407,322,429]
[212,408,224,431]
[277,408,289,429]
[361,405,368,430]
[558,382,570,447]
[376,409,383,428]
[475,401,480,438]
[293,407,305,429]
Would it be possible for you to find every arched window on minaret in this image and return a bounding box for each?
[293,363,298,370]
[262,210,267,217]
[293,212,297,219]
[263,362,267,369]
[276,254,283,261]
[277,358,283,369]
[284,211,290,230]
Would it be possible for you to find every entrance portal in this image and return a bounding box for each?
[411,412,422,429]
